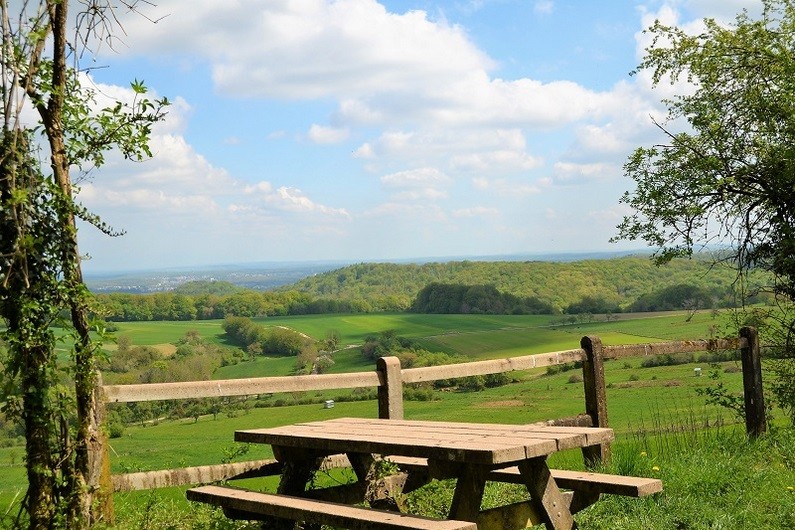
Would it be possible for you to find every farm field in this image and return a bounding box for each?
[0,309,775,524]
[108,309,731,380]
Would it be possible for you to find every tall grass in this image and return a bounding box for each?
[576,421,795,529]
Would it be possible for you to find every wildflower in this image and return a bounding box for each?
[652,466,660,472]
[640,451,647,457]
[787,486,794,492]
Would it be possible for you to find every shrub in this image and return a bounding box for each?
[640,352,695,368]
[458,376,486,392]
[484,372,511,388]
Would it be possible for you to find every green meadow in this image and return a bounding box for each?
[2,308,786,527]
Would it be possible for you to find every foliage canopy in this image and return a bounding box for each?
[615,0,795,299]
[615,0,795,422]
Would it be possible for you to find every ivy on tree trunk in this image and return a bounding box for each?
[0,1,168,527]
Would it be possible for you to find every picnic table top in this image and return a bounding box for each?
[235,417,614,466]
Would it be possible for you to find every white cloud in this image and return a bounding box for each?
[114,0,492,99]
[308,124,350,144]
[243,182,351,218]
[684,0,762,20]
[76,1,741,269]
[471,177,543,197]
[381,167,451,188]
[550,161,619,184]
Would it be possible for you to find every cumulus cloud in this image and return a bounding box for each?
[308,124,350,144]
[243,182,350,218]
[550,161,619,184]
[75,0,746,268]
[470,177,543,197]
[380,167,452,200]
[381,167,451,188]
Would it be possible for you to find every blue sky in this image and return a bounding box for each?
[71,0,759,272]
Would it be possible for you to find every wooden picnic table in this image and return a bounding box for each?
[232,417,617,530]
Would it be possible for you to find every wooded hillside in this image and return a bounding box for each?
[95,255,769,320]
[284,255,765,313]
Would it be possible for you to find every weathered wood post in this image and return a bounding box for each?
[377,357,404,419]
[739,326,766,438]
[580,336,610,467]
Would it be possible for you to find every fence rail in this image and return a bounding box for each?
[99,329,763,495]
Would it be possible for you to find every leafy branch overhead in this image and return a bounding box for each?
[615,0,795,424]
[615,0,795,300]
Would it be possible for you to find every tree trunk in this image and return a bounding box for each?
[44,0,109,525]
[0,133,59,530]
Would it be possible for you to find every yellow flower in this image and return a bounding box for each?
[652,466,661,472]
[787,486,794,492]
[640,451,647,457]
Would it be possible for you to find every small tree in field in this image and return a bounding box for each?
[615,0,795,422]
[0,1,167,527]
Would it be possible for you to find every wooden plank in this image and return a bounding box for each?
[519,457,576,529]
[581,335,610,466]
[449,465,489,522]
[401,349,584,384]
[103,371,381,403]
[112,459,281,492]
[187,485,478,530]
[325,418,590,451]
[387,456,662,497]
[238,425,557,465]
[548,469,662,497]
[306,418,590,448]
[603,338,739,360]
[238,419,566,463]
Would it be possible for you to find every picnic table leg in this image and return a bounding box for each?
[347,453,405,511]
[518,457,578,530]
[448,466,489,522]
[267,447,324,530]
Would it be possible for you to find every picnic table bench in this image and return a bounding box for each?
[187,417,662,530]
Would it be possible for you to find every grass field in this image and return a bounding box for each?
[2,309,781,527]
[108,309,730,381]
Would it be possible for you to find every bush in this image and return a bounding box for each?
[107,421,125,439]
[404,385,437,402]
[640,353,695,368]
[484,372,511,388]
[457,376,486,392]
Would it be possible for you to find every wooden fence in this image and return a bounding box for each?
[99,327,765,494]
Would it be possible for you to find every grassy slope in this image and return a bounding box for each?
[1,309,773,525]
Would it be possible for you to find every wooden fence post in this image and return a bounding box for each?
[580,336,610,467]
[377,357,404,419]
[740,326,766,438]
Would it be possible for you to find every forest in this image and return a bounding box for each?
[95,255,769,321]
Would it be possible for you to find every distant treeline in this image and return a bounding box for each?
[411,283,554,314]
[94,257,772,321]
[285,256,771,313]
[96,288,378,321]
